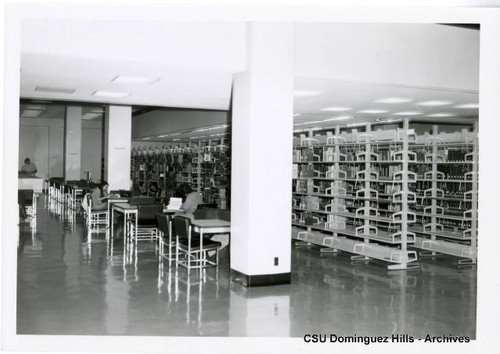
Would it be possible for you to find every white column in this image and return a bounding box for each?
[104,105,132,190]
[230,23,294,286]
[477,12,500,347]
[64,106,82,181]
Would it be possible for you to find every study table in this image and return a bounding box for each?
[190,218,231,266]
[110,202,177,243]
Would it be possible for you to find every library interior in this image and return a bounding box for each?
[7,16,487,348]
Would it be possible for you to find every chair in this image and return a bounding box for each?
[82,193,108,230]
[129,204,162,246]
[18,189,36,217]
[156,213,175,263]
[173,215,221,271]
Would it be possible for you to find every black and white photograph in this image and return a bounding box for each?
[2,1,500,354]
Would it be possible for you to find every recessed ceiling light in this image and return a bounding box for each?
[322,115,352,122]
[111,75,159,85]
[172,139,180,142]
[375,98,412,104]
[417,100,453,106]
[92,90,130,98]
[35,86,76,94]
[26,105,47,110]
[426,113,457,117]
[293,113,301,117]
[393,111,422,116]
[82,113,102,120]
[293,90,322,97]
[454,103,479,109]
[321,107,351,112]
[143,137,150,140]
[21,109,42,118]
[358,109,388,114]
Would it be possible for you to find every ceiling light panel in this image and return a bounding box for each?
[321,107,351,112]
[92,90,130,98]
[454,103,479,109]
[417,100,453,106]
[426,113,457,117]
[393,111,422,116]
[375,98,412,104]
[112,75,159,85]
[35,86,76,94]
[322,116,352,122]
[82,113,102,120]
[358,109,388,114]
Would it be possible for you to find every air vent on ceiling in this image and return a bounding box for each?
[35,86,76,94]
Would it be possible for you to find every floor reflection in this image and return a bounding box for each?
[17,196,476,338]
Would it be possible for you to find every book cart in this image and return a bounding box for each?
[131,138,231,208]
[291,119,478,269]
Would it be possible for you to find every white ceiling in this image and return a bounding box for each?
[19,21,479,136]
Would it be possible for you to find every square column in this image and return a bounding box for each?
[64,106,82,180]
[104,105,132,190]
[230,23,294,286]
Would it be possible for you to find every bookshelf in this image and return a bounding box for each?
[292,119,419,270]
[291,120,478,268]
[408,125,478,264]
[131,138,231,209]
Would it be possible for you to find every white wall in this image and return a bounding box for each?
[295,23,479,91]
[19,118,64,179]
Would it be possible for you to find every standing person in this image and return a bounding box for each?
[20,158,37,176]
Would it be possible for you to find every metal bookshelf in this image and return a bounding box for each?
[292,119,419,270]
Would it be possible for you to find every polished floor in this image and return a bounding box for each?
[17,196,476,338]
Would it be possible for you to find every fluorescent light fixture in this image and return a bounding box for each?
[454,103,479,109]
[293,90,322,97]
[358,109,388,114]
[375,98,412,104]
[293,113,301,117]
[90,108,104,113]
[322,115,352,122]
[426,113,457,117]
[35,86,76,94]
[21,109,42,118]
[417,100,453,106]
[294,120,323,126]
[26,105,47,110]
[346,123,366,128]
[82,113,102,120]
[393,111,422,116]
[92,90,130,98]
[143,137,150,140]
[321,107,351,112]
[158,135,168,138]
[112,75,159,85]
[172,139,180,142]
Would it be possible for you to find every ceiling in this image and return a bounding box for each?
[19,21,479,140]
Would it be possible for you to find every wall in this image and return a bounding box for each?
[19,118,64,180]
[19,117,103,181]
[81,119,103,182]
[295,23,479,91]
[132,109,230,139]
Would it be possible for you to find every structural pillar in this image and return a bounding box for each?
[230,23,294,286]
[64,106,82,181]
[104,105,132,191]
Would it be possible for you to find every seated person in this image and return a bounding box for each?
[174,183,203,220]
[20,158,37,176]
[91,181,118,210]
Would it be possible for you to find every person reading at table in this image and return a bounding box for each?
[91,181,114,210]
[174,183,202,220]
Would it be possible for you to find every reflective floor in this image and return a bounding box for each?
[17,196,476,338]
